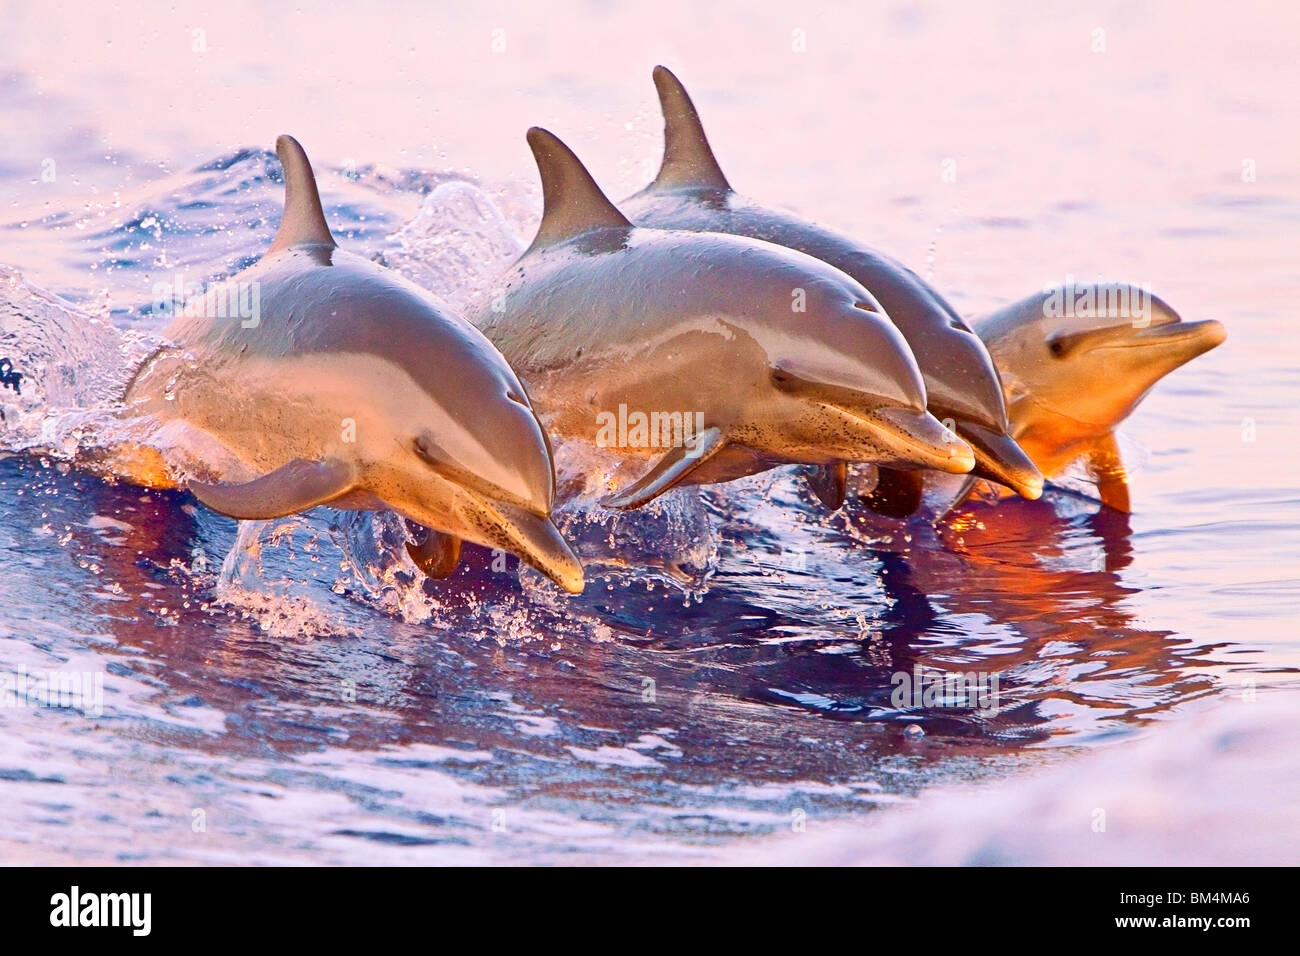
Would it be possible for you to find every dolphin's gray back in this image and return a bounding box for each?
[624,186,1008,424]
[972,292,1049,350]
[165,245,529,407]
[473,226,880,373]
[627,188,968,332]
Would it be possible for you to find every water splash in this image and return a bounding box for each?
[382,180,527,310]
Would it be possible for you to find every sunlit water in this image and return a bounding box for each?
[0,1,1297,864]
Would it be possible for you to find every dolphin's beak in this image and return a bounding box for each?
[866,407,976,474]
[957,421,1044,500]
[468,496,586,594]
[1131,318,1226,368]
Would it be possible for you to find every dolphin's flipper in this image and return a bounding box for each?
[525,128,633,252]
[268,134,336,253]
[601,426,726,509]
[936,475,983,523]
[1084,432,1131,513]
[404,520,462,578]
[862,467,925,518]
[188,458,357,519]
[649,66,731,192]
[804,462,848,510]
[945,434,1131,514]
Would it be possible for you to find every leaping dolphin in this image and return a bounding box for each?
[468,128,974,511]
[621,66,1041,517]
[117,135,585,593]
[963,282,1226,512]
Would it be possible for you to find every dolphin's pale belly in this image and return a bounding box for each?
[1011,408,1114,479]
[507,325,852,491]
[118,349,424,487]
[520,331,754,438]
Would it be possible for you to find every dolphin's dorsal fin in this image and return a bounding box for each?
[650,66,731,192]
[269,134,336,253]
[525,128,632,252]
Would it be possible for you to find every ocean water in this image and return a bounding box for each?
[0,1,1297,864]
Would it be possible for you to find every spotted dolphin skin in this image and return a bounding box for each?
[468,128,973,511]
[119,135,585,593]
[966,283,1226,512]
[621,66,1042,517]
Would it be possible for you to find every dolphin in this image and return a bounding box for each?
[468,128,974,511]
[118,135,585,593]
[620,66,1042,517]
[962,282,1226,512]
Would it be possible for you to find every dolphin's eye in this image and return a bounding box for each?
[1049,339,1066,358]
[771,365,815,393]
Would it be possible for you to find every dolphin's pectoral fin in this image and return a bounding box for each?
[601,427,726,510]
[804,462,848,510]
[188,458,357,519]
[403,519,462,578]
[1084,432,1131,513]
[936,475,984,523]
[862,467,925,519]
